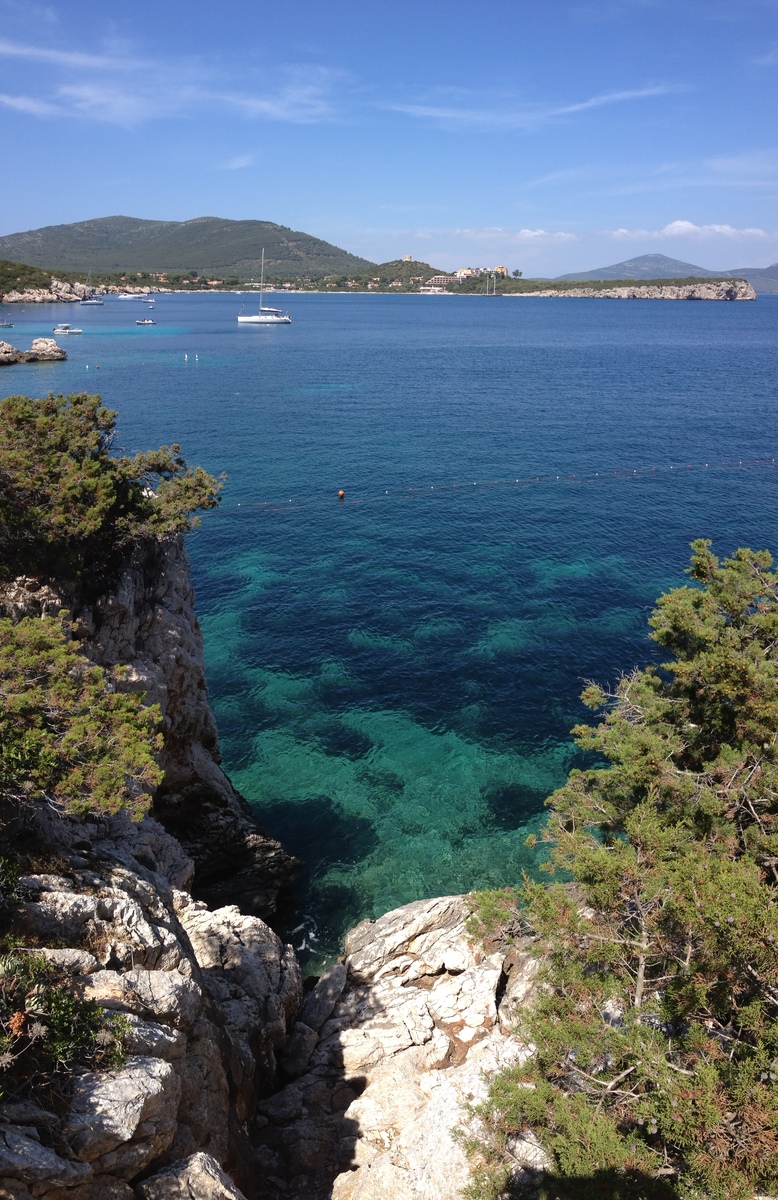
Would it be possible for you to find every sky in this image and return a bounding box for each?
[1,0,777,274]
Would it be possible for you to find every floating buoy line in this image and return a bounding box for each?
[219,457,778,515]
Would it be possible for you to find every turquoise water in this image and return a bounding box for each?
[3,292,778,959]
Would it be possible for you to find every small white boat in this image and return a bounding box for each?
[0,312,13,328]
[238,249,291,324]
[53,323,82,334]
[135,318,156,325]
[116,292,138,299]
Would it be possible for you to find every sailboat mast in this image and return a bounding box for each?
[260,249,265,311]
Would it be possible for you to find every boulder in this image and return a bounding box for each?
[77,968,202,1029]
[0,1124,91,1187]
[136,1151,248,1199]
[63,1056,180,1172]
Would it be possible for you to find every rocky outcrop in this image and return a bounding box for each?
[0,338,66,365]
[0,540,300,918]
[1,281,162,304]
[1,278,95,304]
[509,279,757,300]
[253,896,540,1199]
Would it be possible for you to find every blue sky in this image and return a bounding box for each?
[1,0,777,273]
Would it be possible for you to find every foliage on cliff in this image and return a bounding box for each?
[0,948,127,1105]
[0,391,223,585]
[0,614,162,819]
[469,541,778,1200]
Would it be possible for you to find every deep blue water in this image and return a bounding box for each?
[3,291,778,961]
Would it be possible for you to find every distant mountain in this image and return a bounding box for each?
[554,252,778,293]
[723,263,778,293]
[0,216,373,280]
[554,253,724,281]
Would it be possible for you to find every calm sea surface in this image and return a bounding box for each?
[3,291,778,960]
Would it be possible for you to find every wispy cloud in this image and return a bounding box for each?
[0,90,58,115]
[754,44,778,64]
[0,37,148,70]
[0,37,343,126]
[403,225,577,245]
[221,153,255,171]
[387,84,683,130]
[609,219,770,239]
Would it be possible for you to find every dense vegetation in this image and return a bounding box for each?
[467,541,778,1200]
[0,391,222,585]
[0,614,162,819]
[0,215,373,280]
[0,258,78,296]
[0,390,222,818]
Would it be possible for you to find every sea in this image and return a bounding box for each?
[3,290,777,964]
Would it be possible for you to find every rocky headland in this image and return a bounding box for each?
[0,541,536,1200]
[0,339,67,366]
[507,279,756,300]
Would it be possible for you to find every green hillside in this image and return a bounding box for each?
[0,259,68,294]
[0,216,373,280]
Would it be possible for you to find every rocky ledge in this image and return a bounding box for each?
[0,339,66,365]
[508,279,756,300]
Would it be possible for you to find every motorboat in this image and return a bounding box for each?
[238,249,291,324]
[53,323,82,334]
[135,318,156,325]
[0,312,13,328]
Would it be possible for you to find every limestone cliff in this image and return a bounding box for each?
[0,281,161,304]
[0,537,300,917]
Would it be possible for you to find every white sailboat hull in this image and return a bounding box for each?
[238,313,292,324]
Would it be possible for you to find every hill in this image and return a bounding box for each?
[554,253,724,281]
[0,215,373,280]
[724,262,778,293]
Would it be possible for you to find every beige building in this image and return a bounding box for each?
[493,265,509,277]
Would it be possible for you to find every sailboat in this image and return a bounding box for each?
[238,250,291,324]
[80,271,104,305]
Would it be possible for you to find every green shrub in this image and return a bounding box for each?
[0,949,126,1104]
[468,542,778,1200]
[0,391,223,586]
[466,887,522,946]
[0,614,162,818]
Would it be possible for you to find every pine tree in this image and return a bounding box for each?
[471,542,778,1200]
